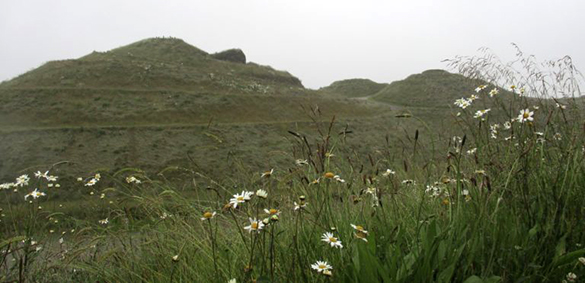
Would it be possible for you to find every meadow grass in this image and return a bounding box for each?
[1,51,585,282]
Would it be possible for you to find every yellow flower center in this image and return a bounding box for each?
[237,196,244,201]
[355,225,364,231]
[324,172,335,179]
[523,112,529,118]
[329,237,337,243]
[269,209,278,215]
[251,222,258,229]
[319,264,326,269]
[203,212,213,219]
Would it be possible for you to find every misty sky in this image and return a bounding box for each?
[1,0,584,89]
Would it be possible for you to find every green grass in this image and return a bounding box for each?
[1,38,584,282]
[2,87,585,282]
[319,78,387,98]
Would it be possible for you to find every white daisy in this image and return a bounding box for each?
[351,224,369,242]
[311,260,332,273]
[229,191,253,209]
[517,109,534,123]
[489,88,499,97]
[321,232,343,248]
[255,189,268,199]
[244,218,264,233]
[200,211,216,221]
[473,109,491,119]
[261,169,274,178]
[24,188,46,200]
[382,169,395,177]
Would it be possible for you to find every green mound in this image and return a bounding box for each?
[319,78,387,98]
[372,69,485,107]
[0,37,303,91]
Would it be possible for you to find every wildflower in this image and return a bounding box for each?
[244,218,264,233]
[323,270,333,277]
[85,178,98,187]
[504,121,512,130]
[578,257,585,265]
[474,109,491,119]
[425,185,441,197]
[98,218,109,225]
[475,85,487,93]
[294,200,307,211]
[325,152,335,158]
[228,279,237,283]
[567,272,577,282]
[382,169,395,177]
[454,98,471,109]
[264,208,281,216]
[100,193,105,199]
[59,238,64,244]
[255,189,268,199]
[489,88,499,97]
[229,191,254,209]
[533,105,540,110]
[490,123,500,139]
[402,179,415,185]
[0,183,14,190]
[475,170,486,175]
[311,260,332,274]
[556,103,566,110]
[509,85,516,91]
[34,171,49,179]
[24,188,46,200]
[517,109,534,123]
[321,232,343,248]
[333,175,345,183]
[466,148,477,155]
[365,187,377,195]
[462,189,471,202]
[469,94,479,101]
[442,198,450,205]
[519,87,526,95]
[200,211,216,221]
[554,133,562,141]
[261,169,274,178]
[76,177,83,182]
[126,176,141,184]
[295,159,308,166]
[324,172,335,179]
[15,175,30,187]
[351,224,369,242]
[172,255,179,262]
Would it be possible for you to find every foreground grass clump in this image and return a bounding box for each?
[2,53,585,282]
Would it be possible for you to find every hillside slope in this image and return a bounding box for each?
[371,69,485,107]
[0,37,303,92]
[319,78,387,98]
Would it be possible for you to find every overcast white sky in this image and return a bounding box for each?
[1,0,584,89]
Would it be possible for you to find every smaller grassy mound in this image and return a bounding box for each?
[320,78,387,98]
[372,69,485,107]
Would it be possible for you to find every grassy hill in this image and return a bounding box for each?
[0,38,520,183]
[319,78,387,98]
[371,69,485,107]
[0,37,303,92]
